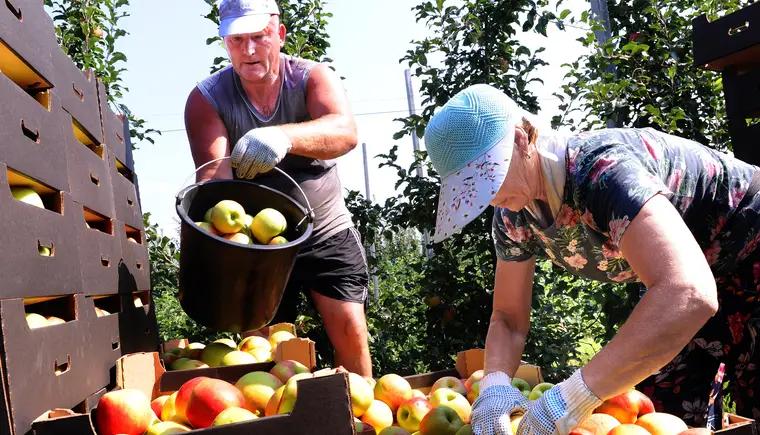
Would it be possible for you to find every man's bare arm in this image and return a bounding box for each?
[184,87,233,182]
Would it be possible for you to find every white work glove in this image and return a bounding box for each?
[471,372,532,435]
[516,369,602,435]
[230,126,292,179]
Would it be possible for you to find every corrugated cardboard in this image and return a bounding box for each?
[73,202,122,296]
[0,0,57,91]
[273,337,317,370]
[49,46,103,144]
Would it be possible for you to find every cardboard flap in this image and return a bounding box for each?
[274,337,316,370]
[115,352,164,401]
[270,322,297,336]
[455,349,484,378]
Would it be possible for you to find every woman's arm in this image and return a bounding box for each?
[485,256,537,378]
[581,193,718,401]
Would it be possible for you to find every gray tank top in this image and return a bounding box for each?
[196,53,354,247]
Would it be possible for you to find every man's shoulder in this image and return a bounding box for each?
[197,64,235,93]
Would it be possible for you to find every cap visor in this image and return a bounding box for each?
[432,130,515,243]
[219,14,271,37]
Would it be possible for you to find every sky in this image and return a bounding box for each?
[114,0,592,235]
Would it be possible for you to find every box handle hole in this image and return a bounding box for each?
[5,0,21,21]
[38,240,54,257]
[21,120,39,144]
[116,132,123,144]
[111,340,120,350]
[101,255,110,267]
[127,198,134,207]
[54,356,71,376]
[728,21,750,36]
[72,83,84,102]
[136,261,143,270]
[89,171,100,186]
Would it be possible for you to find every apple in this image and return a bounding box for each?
[173,377,209,424]
[236,371,283,416]
[266,385,285,416]
[571,413,621,435]
[241,213,254,228]
[424,294,441,308]
[419,405,464,435]
[511,377,531,395]
[511,412,524,434]
[160,353,179,368]
[151,395,171,418]
[224,232,252,245]
[134,296,143,307]
[210,200,246,234]
[677,429,713,435]
[203,208,213,223]
[200,342,235,367]
[430,388,472,424]
[357,421,376,434]
[411,390,427,400]
[609,424,653,435]
[11,187,44,208]
[269,235,289,245]
[251,208,287,244]
[249,347,273,362]
[375,374,413,413]
[349,372,376,417]
[466,381,480,404]
[145,420,192,434]
[174,360,209,370]
[361,400,395,434]
[185,343,206,360]
[220,350,257,366]
[455,424,473,435]
[185,378,246,429]
[128,237,139,244]
[595,389,655,424]
[195,221,220,236]
[634,412,688,435]
[46,316,65,325]
[238,335,272,353]
[431,376,467,396]
[214,338,238,348]
[167,348,186,358]
[211,406,258,426]
[270,359,310,384]
[26,313,48,329]
[96,389,152,435]
[39,245,51,256]
[365,376,377,388]
[380,427,411,435]
[397,397,433,433]
[464,370,483,392]
[277,372,314,414]
[169,358,191,371]
[269,330,296,348]
[529,382,555,401]
[160,392,179,423]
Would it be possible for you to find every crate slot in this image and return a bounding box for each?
[70,118,104,158]
[24,295,77,327]
[88,294,121,317]
[37,239,54,257]
[21,119,39,143]
[83,207,113,234]
[0,41,52,99]
[132,291,150,308]
[5,0,21,20]
[54,355,71,376]
[125,225,142,244]
[115,158,134,182]
[100,255,110,267]
[6,167,63,214]
[72,83,83,101]
[111,339,120,350]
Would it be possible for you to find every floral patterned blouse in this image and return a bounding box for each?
[493,127,760,283]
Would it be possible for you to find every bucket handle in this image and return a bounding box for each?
[176,156,315,226]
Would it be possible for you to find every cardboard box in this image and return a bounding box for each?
[49,46,103,145]
[722,68,760,119]
[111,155,143,231]
[96,78,134,171]
[0,295,122,435]
[0,164,84,299]
[0,0,57,91]
[717,414,757,435]
[73,202,122,296]
[116,219,151,292]
[119,292,160,355]
[693,2,760,71]
[0,74,70,194]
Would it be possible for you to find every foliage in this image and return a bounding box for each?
[551,0,753,151]
[44,0,160,147]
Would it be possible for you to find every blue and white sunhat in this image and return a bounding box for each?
[218,0,280,37]
[424,84,523,243]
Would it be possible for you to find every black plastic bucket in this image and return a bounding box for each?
[174,167,314,333]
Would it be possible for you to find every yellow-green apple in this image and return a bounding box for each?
[160,392,179,423]
[430,388,472,423]
[269,330,296,348]
[195,222,220,236]
[211,407,258,426]
[431,377,467,396]
[361,400,394,434]
[220,350,257,366]
[396,397,433,433]
[203,208,213,223]
[410,390,427,400]
[210,200,246,234]
[241,213,254,228]
[151,395,171,419]
[251,208,287,244]
[511,413,524,434]
[238,336,272,353]
[609,424,653,435]
[185,343,206,360]
[265,385,285,416]
[11,187,44,208]
[160,353,179,368]
[464,371,483,392]
[185,378,246,429]
[455,424,473,435]
[269,236,288,245]
[594,390,655,424]
[466,381,480,404]
[96,389,152,435]
[26,313,48,329]
[145,421,192,434]
[235,371,283,416]
[349,372,377,418]
[571,413,621,435]
[133,296,143,308]
[174,360,209,370]
[249,348,273,362]
[200,342,235,367]
[166,348,186,358]
[169,358,191,371]
[224,232,251,245]
[277,372,314,414]
[634,412,688,435]
[46,316,65,325]
[419,405,464,435]
[375,374,413,413]
[148,411,161,428]
[270,360,310,384]
[214,338,237,348]
[364,377,377,389]
[174,377,209,424]
[529,382,555,401]
[38,245,51,256]
[511,378,531,396]
[380,427,411,435]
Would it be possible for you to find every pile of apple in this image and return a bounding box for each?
[160,329,298,371]
[195,199,289,246]
[569,390,711,435]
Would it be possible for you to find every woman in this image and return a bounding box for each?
[422,83,760,435]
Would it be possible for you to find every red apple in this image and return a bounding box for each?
[431,376,467,396]
[635,412,688,435]
[594,390,655,424]
[464,370,483,392]
[235,371,283,416]
[570,413,621,435]
[375,374,413,414]
[185,378,246,429]
[173,376,209,424]
[270,359,310,384]
[396,397,433,433]
[277,373,314,414]
[466,381,480,404]
[265,385,286,416]
[96,389,152,435]
[151,395,171,420]
[361,400,394,434]
[609,424,653,435]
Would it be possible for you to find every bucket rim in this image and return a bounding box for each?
[175,178,314,249]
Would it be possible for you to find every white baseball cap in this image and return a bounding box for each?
[218,0,280,37]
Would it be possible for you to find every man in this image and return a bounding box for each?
[183,0,372,377]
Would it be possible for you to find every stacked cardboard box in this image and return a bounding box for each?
[0,0,156,433]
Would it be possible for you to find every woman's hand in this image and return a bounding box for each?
[471,372,531,435]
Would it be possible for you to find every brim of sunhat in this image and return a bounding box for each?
[219,13,272,37]
[432,125,516,243]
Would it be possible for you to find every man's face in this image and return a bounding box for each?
[224,15,286,83]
